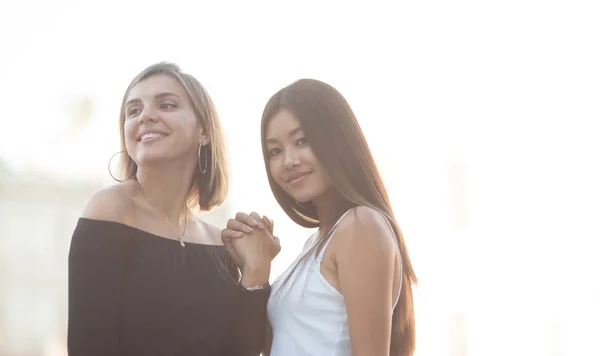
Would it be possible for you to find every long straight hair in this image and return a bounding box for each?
[261,79,417,356]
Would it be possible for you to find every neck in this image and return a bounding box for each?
[313,192,339,234]
[135,159,196,223]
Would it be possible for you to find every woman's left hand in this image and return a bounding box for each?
[222,212,280,269]
[225,212,280,286]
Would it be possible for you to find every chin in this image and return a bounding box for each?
[293,197,313,204]
[287,190,321,204]
[135,151,171,166]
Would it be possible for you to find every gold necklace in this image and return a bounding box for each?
[137,181,188,248]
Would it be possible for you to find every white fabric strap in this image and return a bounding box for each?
[317,209,353,260]
[315,207,403,309]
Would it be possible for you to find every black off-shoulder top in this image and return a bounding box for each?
[67,218,269,356]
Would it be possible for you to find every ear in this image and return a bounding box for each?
[198,127,209,146]
[199,134,209,146]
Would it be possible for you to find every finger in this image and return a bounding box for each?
[249,211,265,229]
[226,218,254,233]
[262,216,274,236]
[221,229,245,240]
[235,212,262,228]
[225,244,236,254]
[262,216,273,228]
[221,235,233,249]
[271,236,282,258]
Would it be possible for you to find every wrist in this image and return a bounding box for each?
[241,264,270,288]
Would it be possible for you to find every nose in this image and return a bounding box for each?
[283,148,300,169]
[138,106,159,125]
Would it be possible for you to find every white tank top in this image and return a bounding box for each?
[267,208,402,356]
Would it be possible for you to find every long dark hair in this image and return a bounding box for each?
[261,79,417,356]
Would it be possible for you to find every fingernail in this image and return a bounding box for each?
[237,232,244,237]
[251,219,259,226]
[244,226,253,233]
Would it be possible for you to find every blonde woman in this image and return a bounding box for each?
[68,62,278,356]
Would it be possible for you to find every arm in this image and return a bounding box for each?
[335,207,399,356]
[68,188,129,355]
[263,321,274,356]
[222,211,278,355]
[225,256,271,356]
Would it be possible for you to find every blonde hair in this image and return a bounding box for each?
[117,62,228,211]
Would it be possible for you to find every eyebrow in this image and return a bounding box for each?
[265,126,303,144]
[125,92,181,107]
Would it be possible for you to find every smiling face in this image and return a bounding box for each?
[122,74,206,166]
[265,109,331,203]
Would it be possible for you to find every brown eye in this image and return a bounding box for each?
[159,103,177,110]
[128,108,141,117]
[269,148,282,157]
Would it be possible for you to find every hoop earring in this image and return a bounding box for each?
[199,145,208,174]
[107,151,126,182]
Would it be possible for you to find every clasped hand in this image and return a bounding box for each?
[221,212,281,270]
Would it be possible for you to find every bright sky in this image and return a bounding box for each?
[1,1,599,354]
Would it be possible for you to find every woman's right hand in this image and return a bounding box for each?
[223,212,274,237]
[222,212,280,268]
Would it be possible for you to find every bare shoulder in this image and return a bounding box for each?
[334,206,397,253]
[80,182,134,223]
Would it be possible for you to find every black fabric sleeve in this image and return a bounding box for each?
[67,218,132,356]
[227,287,271,356]
[224,257,271,356]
